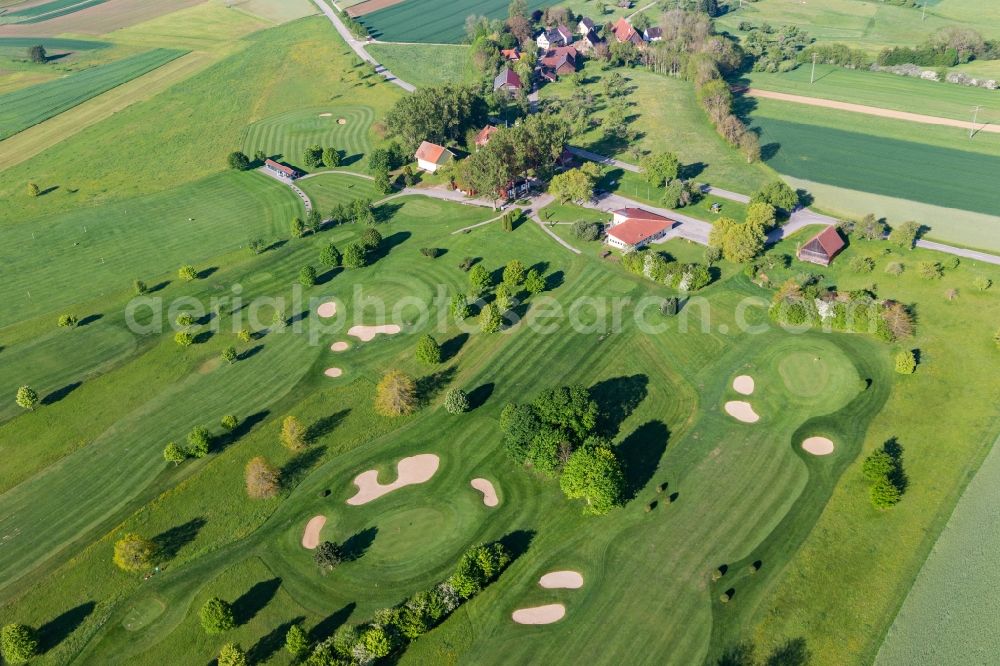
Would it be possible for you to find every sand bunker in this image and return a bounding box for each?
[319,112,333,117]
[324,368,343,378]
[347,324,401,342]
[801,437,835,456]
[539,571,584,589]
[732,375,755,395]
[302,515,326,549]
[317,301,337,318]
[471,478,499,507]
[330,341,349,352]
[338,118,347,125]
[512,604,566,625]
[347,454,440,505]
[724,401,760,423]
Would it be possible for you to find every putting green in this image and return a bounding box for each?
[779,351,830,398]
[121,596,166,632]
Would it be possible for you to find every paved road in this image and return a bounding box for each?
[310,0,415,92]
[258,167,312,212]
[744,87,999,134]
[567,145,640,173]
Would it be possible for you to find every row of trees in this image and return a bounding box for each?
[500,386,626,514]
[298,541,512,663]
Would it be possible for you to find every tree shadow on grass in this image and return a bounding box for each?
[78,313,103,327]
[498,529,536,561]
[281,446,327,488]
[42,381,82,406]
[371,231,411,262]
[307,409,351,442]
[342,526,378,561]
[217,410,270,453]
[617,420,670,500]
[373,202,403,224]
[310,602,356,643]
[234,577,282,626]
[196,266,218,280]
[467,382,494,410]
[153,517,206,562]
[589,375,649,436]
[440,333,469,362]
[37,602,96,653]
[416,365,457,404]
[239,344,264,362]
[248,616,304,664]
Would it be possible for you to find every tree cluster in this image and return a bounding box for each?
[741,23,813,73]
[300,541,511,664]
[620,250,713,292]
[862,440,907,509]
[385,85,488,152]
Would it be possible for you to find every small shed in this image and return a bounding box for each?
[797,226,845,266]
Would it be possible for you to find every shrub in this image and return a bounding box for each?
[572,220,601,241]
[420,247,443,258]
[0,624,38,664]
[26,182,40,197]
[918,261,943,279]
[199,597,235,634]
[315,541,344,571]
[974,276,992,291]
[113,533,157,572]
[218,643,247,666]
[458,256,475,271]
[894,349,916,374]
[221,414,239,430]
[850,256,875,273]
[415,334,441,364]
[58,313,78,328]
[444,388,470,414]
[133,279,148,295]
[178,264,198,281]
[248,238,265,255]
[187,426,212,457]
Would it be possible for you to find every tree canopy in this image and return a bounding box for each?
[385,85,488,151]
[560,443,626,515]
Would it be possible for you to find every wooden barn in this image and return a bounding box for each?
[797,226,845,266]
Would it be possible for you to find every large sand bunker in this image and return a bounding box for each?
[512,604,566,625]
[732,375,755,395]
[724,401,760,423]
[302,515,326,549]
[801,437,835,456]
[347,454,440,505]
[319,112,333,117]
[317,302,337,318]
[539,571,584,589]
[347,324,401,342]
[324,367,343,378]
[330,341,349,352]
[471,478,499,507]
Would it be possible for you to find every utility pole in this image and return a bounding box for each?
[810,52,817,84]
[922,1,927,21]
[970,105,982,139]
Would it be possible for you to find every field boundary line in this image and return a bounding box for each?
[744,87,1000,134]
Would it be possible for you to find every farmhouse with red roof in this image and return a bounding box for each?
[612,17,644,47]
[607,207,676,251]
[494,67,523,93]
[474,125,499,149]
[797,226,846,266]
[414,141,453,173]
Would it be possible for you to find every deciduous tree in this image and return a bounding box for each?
[163,442,187,466]
[343,242,367,268]
[15,386,38,411]
[285,624,311,659]
[560,444,626,515]
[415,334,442,364]
[199,597,235,634]
[375,370,418,416]
[187,426,211,457]
[0,624,38,664]
[641,152,680,187]
[113,533,157,572]
[228,151,250,171]
[280,415,307,450]
[444,388,469,414]
[218,643,247,666]
[245,456,280,499]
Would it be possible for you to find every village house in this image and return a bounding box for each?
[501,48,520,61]
[414,141,453,173]
[612,17,645,47]
[797,226,846,266]
[606,207,675,251]
[494,67,523,93]
[577,16,595,36]
[536,24,574,50]
[539,45,577,80]
[474,125,499,149]
[264,159,300,180]
[579,29,601,50]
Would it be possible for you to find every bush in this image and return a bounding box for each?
[227,151,250,170]
[0,624,38,664]
[221,414,239,430]
[850,256,875,273]
[187,426,212,457]
[894,349,916,374]
[315,541,344,571]
[57,313,78,328]
[421,247,443,258]
[299,265,317,287]
[444,388,470,414]
[199,597,235,634]
[218,643,247,666]
[113,533,157,572]
[415,334,441,364]
[572,220,601,241]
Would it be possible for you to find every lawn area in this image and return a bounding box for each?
[366,43,477,88]
[296,171,381,213]
[716,0,1000,52]
[0,48,187,140]
[753,112,1000,217]
[539,63,775,193]
[357,0,551,43]
[875,433,1000,665]
[597,168,748,223]
[745,65,1000,124]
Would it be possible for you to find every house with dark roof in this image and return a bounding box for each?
[607,207,675,251]
[577,17,595,35]
[415,141,453,173]
[494,67,523,93]
[539,45,577,78]
[644,26,663,42]
[797,226,846,266]
[580,29,601,50]
[612,17,644,47]
[264,159,299,180]
[536,25,574,50]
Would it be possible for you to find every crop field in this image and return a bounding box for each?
[357,0,551,43]
[241,106,376,174]
[876,434,1000,665]
[0,36,110,52]
[748,95,1000,226]
[745,65,1000,124]
[366,43,477,88]
[717,0,1000,52]
[0,0,107,24]
[0,48,186,140]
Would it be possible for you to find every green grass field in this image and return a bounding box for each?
[1,0,107,24]
[357,0,552,43]
[0,48,186,140]
[717,0,1000,52]
[875,434,1000,664]
[241,106,375,174]
[366,43,477,88]
[746,65,1000,124]
[296,172,380,213]
[1,8,999,666]
[0,36,110,52]
[539,64,775,193]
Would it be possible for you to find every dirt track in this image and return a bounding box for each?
[746,88,1000,134]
